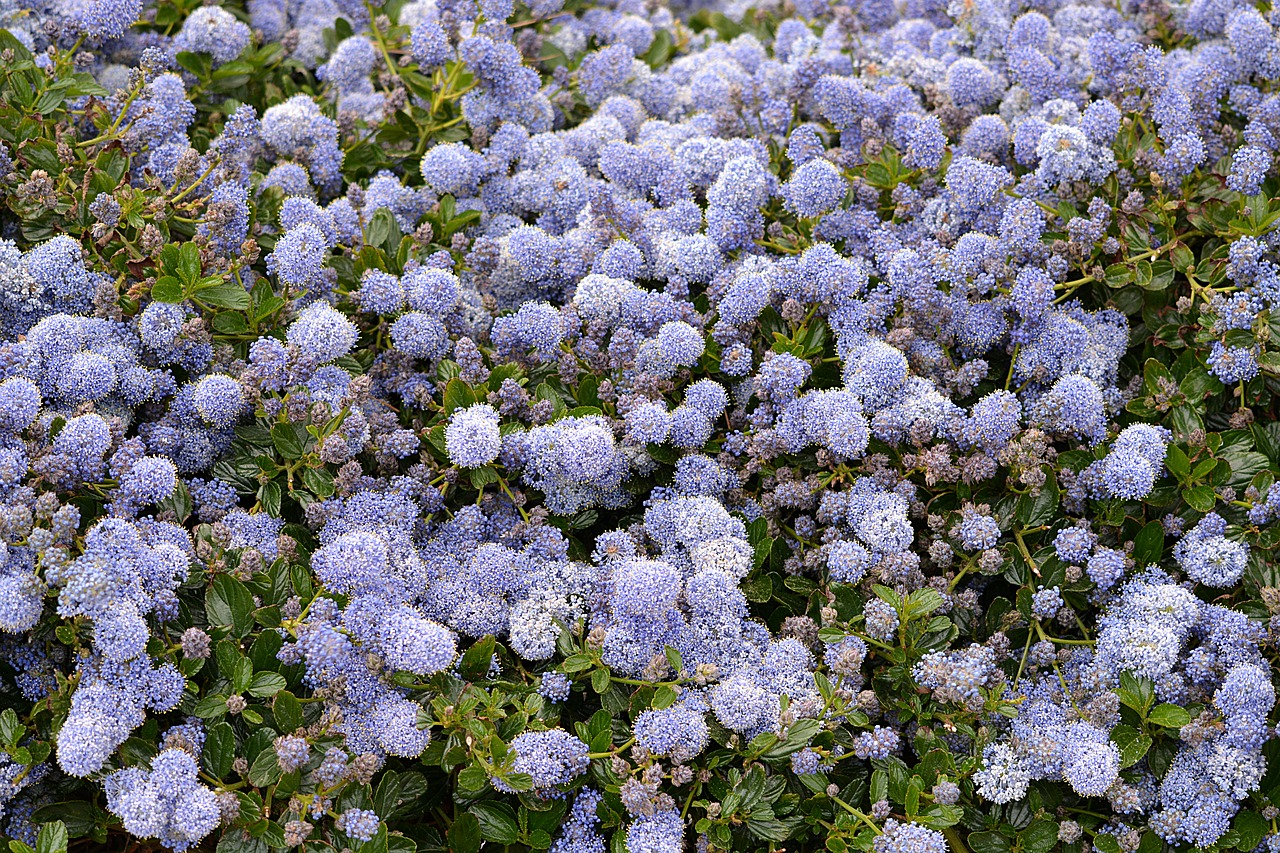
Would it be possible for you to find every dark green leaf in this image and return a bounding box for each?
[258,480,282,517]
[151,276,186,303]
[652,685,677,709]
[207,574,256,638]
[1182,484,1217,513]
[1020,820,1058,853]
[203,722,236,779]
[247,747,283,788]
[29,804,100,840]
[456,765,489,793]
[247,672,287,698]
[271,423,307,460]
[1117,673,1154,714]
[591,668,610,694]
[198,281,252,310]
[1147,704,1191,729]
[301,467,335,498]
[1017,469,1058,527]
[968,832,1012,853]
[35,821,67,853]
[471,802,518,845]
[192,695,230,720]
[1111,725,1153,768]
[448,813,482,853]
[742,574,772,603]
[1165,444,1191,480]
[1234,810,1268,851]
[458,635,496,680]
[0,709,22,747]
[273,691,303,734]
[1093,835,1122,853]
[1132,521,1165,569]
[177,242,202,284]
[443,378,477,415]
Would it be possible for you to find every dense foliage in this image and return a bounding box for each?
[2,0,1280,851]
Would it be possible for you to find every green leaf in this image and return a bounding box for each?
[761,719,824,762]
[456,765,489,793]
[212,312,247,338]
[174,50,213,79]
[917,805,962,829]
[1234,810,1268,851]
[562,654,593,673]
[870,769,888,804]
[1182,484,1217,513]
[1111,724,1153,768]
[1191,457,1219,482]
[274,691,303,734]
[443,378,477,415]
[232,656,254,693]
[1132,521,1165,569]
[177,242,202,284]
[248,672,287,698]
[301,467,335,498]
[471,802,518,845]
[367,208,402,258]
[1180,366,1220,400]
[271,423,307,460]
[216,830,267,853]
[448,813,482,853]
[192,695,230,720]
[1164,444,1191,480]
[458,635,496,680]
[906,588,946,619]
[236,425,274,446]
[748,517,773,569]
[35,821,67,853]
[742,574,772,603]
[248,747,283,788]
[29,804,100,840]
[198,281,252,310]
[1118,672,1154,714]
[203,722,236,778]
[1020,819,1058,853]
[591,668,610,694]
[151,276,186,303]
[258,480,282,517]
[872,585,902,609]
[1143,358,1174,396]
[207,574,256,638]
[1016,469,1058,527]
[575,374,601,407]
[1094,833,1123,853]
[1104,263,1131,288]
[644,27,673,68]
[968,832,1012,853]
[1147,704,1191,729]
[0,709,22,748]
[1252,423,1280,464]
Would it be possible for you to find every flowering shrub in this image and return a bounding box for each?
[2,0,1280,851]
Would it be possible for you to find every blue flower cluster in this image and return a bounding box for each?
[977,567,1272,847]
[105,747,220,851]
